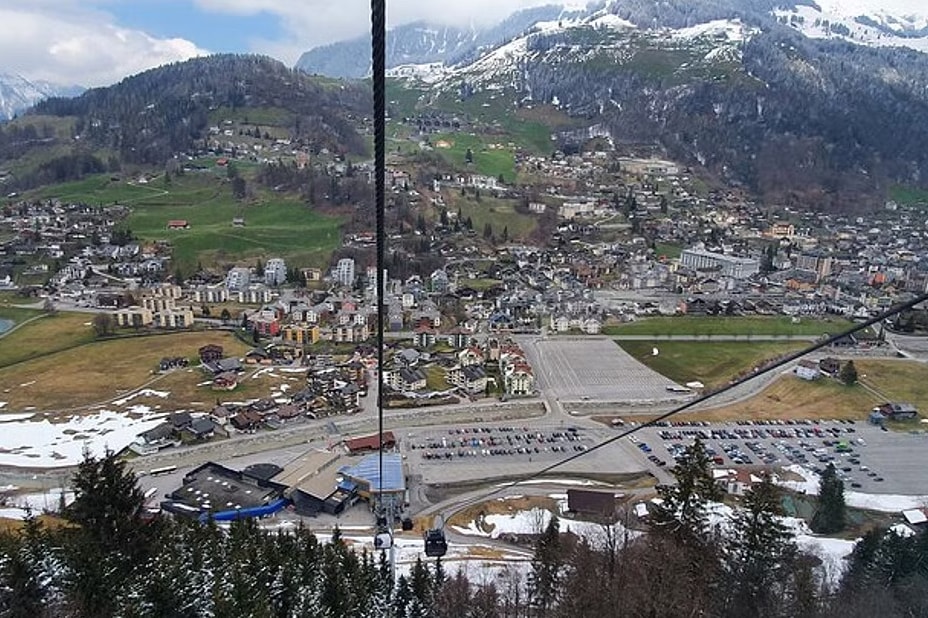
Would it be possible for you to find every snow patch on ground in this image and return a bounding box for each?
[591,14,636,30]
[112,389,170,406]
[777,465,928,512]
[671,19,752,42]
[505,478,611,487]
[0,412,35,421]
[0,411,165,467]
[2,488,75,512]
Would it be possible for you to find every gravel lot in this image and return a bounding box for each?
[521,338,684,402]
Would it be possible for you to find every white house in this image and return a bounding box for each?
[795,359,820,381]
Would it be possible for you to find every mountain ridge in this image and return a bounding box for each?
[0,72,83,122]
[376,0,928,208]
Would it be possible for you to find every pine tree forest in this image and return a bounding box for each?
[1,449,927,618]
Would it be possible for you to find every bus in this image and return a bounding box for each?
[149,465,177,477]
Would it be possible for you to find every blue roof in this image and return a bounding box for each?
[340,453,405,493]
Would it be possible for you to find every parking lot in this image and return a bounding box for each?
[402,422,647,484]
[631,419,928,495]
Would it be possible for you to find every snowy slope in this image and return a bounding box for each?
[431,15,756,94]
[774,3,928,53]
[0,72,82,121]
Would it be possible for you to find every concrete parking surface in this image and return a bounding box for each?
[632,420,928,495]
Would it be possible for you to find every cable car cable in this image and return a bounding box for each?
[371,0,389,542]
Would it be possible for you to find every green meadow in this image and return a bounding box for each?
[33,172,343,273]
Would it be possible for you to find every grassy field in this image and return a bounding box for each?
[444,191,537,241]
[458,278,504,292]
[0,312,97,368]
[609,358,928,424]
[654,243,682,260]
[424,365,448,391]
[690,375,881,422]
[431,133,515,182]
[32,173,343,273]
[604,316,854,337]
[618,341,807,388]
[855,359,928,409]
[0,331,253,412]
[889,184,928,206]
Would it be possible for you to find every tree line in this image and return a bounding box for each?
[1,444,926,617]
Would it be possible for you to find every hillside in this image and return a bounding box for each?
[372,0,928,209]
[0,55,370,191]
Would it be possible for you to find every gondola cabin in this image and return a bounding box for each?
[424,528,448,558]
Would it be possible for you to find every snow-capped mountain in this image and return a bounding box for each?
[378,0,928,209]
[0,72,83,121]
[296,3,585,78]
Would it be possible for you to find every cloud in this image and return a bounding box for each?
[0,5,207,87]
[192,0,561,63]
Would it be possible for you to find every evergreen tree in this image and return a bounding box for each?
[653,438,721,541]
[407,557,434,618]
[811,463,846,534]
[0,513,51,618]
[529,515,563,616]
[839,360,858,386]
[720,474,796,617]
[63,449,155,617]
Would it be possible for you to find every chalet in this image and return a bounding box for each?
[169,412,193,430]
[210,405,236,425]
[212,372,239,391]
[344,431,396,454]
[230,410,261,431]
[819,357,841,376]
[136,423,176,448]
[795,360,820,381]
[167,220,189,230]
[715,469,764,496]
[276,404,302,421]
[187,417,216,440]
[250,399,278,415]
[198,344,224,364]
[245,347,273,365]
[205,357,243,375]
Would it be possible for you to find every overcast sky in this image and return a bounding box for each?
[1,0,927,88]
